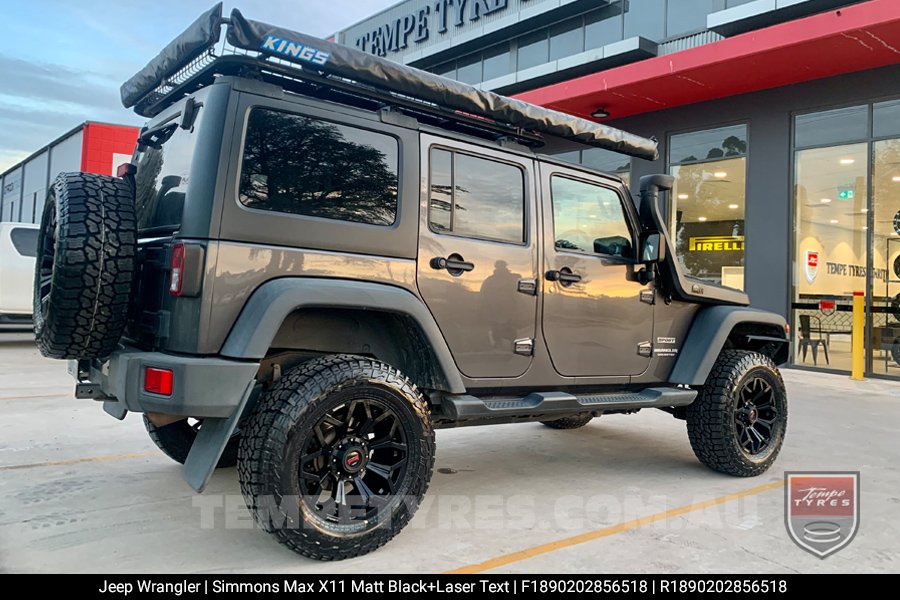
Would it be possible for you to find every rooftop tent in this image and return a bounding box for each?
[121,4,659,161]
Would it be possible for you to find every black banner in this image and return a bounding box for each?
[2,574,870,597]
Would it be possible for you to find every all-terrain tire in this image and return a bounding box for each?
[142,415,239,468]
[541,413,594,429]
[238,355,435,561]
[34,172,136,359]
[686,350,787,477]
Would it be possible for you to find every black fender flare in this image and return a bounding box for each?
[219,278,466,394]
[669,306,789,386]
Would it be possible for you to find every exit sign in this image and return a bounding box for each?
[839,190,855,199]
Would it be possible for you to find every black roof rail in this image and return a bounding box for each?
[121,3,659,161]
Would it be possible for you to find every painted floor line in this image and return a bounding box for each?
[445,479,786,574]
[0,451,158,471]
[0,393,68,401]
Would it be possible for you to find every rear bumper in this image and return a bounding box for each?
[70,347,259,418]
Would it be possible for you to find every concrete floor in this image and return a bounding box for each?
[0,331,898,574]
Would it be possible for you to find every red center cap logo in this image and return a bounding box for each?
[346,451,361,468]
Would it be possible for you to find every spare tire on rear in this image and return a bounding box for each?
[34,172,137,360]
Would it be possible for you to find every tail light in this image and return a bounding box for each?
[144,367,174,396]
[169,242,185,296]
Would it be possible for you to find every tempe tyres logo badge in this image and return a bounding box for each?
[785,472,859,558]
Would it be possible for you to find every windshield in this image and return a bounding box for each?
[133,104,204,233]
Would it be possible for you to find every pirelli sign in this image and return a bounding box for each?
[688,235,745,252]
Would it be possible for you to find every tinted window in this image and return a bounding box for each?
[795,105,868,148]
[134,107,204,232]
[551,176,634,258]
[429,149,525,243]
[581,147,632,174]
[483,44,511,81]
[874,99,900,138]
[239,109,398,226]
[10,227,38,257]
[624,0,665,41]
[585,2,624,49]
[670,124,747,165]
[666,0,714,37]
[549,17,583,61]
[517,29,549,71]
[456,53,481,84]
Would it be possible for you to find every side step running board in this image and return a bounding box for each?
[441,388,697,423]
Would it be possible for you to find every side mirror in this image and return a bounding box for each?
[593,235,632,258]
[640,231,665,264]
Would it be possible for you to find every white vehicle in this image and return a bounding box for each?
[0,223,38,325]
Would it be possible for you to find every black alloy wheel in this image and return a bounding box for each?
[733,376,779,457]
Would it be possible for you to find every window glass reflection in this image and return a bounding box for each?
[551,176,634,258]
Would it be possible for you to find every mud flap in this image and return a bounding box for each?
[183,381,257,492]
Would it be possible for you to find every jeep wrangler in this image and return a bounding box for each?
[34,5,790,561]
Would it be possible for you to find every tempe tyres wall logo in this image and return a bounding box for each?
[785,472,859,558]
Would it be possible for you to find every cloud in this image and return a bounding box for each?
[0,0,398,174]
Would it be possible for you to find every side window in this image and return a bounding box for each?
[9,228,38,257]
[551,175,635,259]
[428,148,525,244]
[239,108,398,226]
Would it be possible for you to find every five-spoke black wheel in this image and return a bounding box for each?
[238,355,434,560]
[686,350,787,477]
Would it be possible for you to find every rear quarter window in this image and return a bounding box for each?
[238,108,399,226]
[10,228,38,257]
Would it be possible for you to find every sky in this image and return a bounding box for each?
[0,0,399,173]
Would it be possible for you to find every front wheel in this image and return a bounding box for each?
[238,355,435,560]
[686,350,787,477]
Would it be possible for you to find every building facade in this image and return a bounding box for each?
[0,122,138,225]
[338,0,900,379]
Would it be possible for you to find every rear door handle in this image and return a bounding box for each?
[546,268,582,287]
[430,254,475,276]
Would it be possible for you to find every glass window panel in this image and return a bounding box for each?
[792,143,869,373]
[670,156,747,289]
[10,227,38,257]
[517,29,549,71]
[453,154,525,243]
[432,61,456,79]
[670,125,748,165]
[872,138,900,377]
[585,2,624,49]
[549,150,582,165]
[429,151,525,243]
[623,0,666,41]
[482,44,511,81]
[456,53,482,84]
[666,0,714,37]
[551,176,634,258]
[429,149,453,233]
[549,17,584,61]
[874,99,900,138]
[795,105,868,148]
[239,109,398,226]
[726,0,757,7]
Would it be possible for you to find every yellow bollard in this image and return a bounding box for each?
[851,291,865,381]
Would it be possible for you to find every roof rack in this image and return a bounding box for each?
[121,3,659,161]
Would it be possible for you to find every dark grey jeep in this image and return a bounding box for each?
[34,4,790,560]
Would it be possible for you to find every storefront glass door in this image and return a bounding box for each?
[792,101,900,379]
[871,138,900,376]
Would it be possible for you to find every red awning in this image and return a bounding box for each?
[515,0,900,121]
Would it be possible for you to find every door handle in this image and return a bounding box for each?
[546,268,582,287]
[430,254,475,276]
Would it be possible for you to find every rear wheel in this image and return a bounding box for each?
[142,415,239,468]
[238,355,434,560]
[686,350,787,477]
[540,413,594,430]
